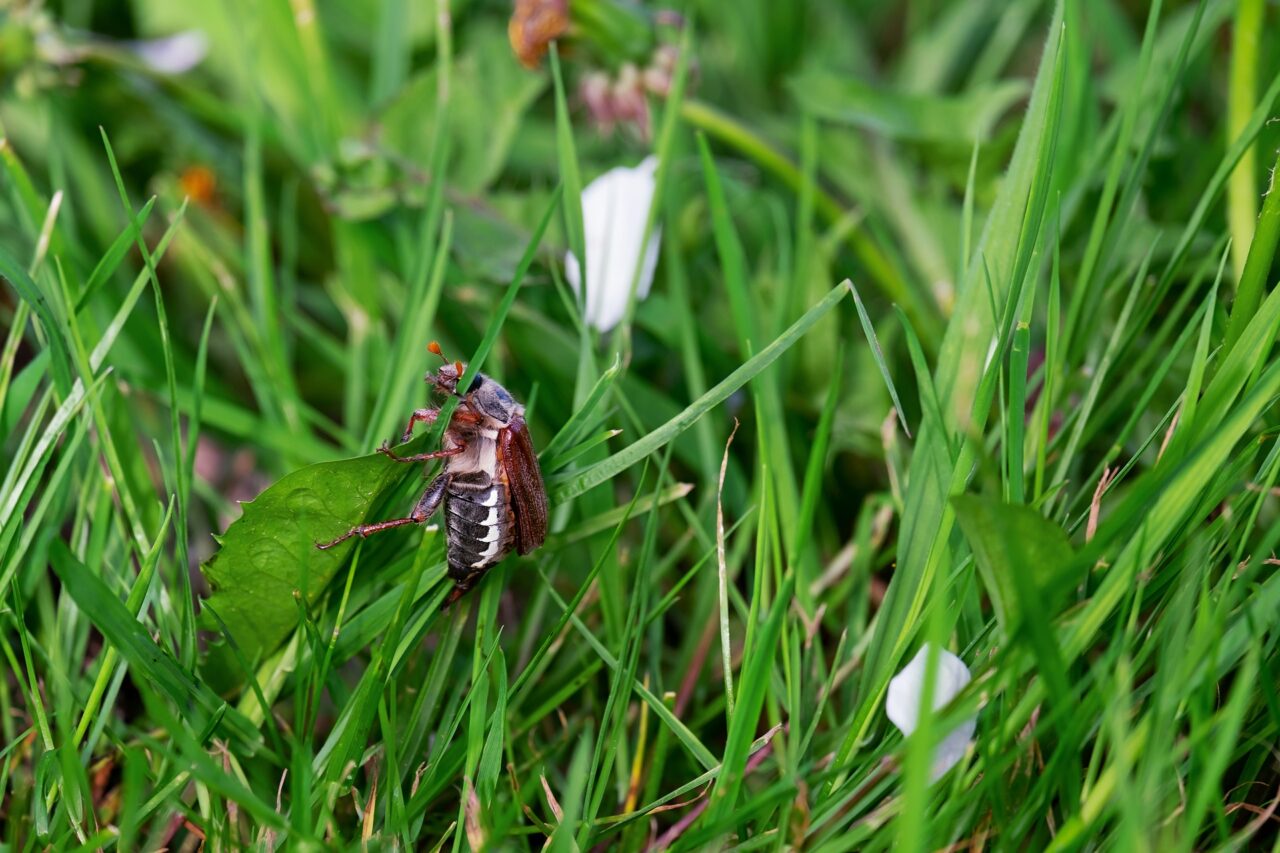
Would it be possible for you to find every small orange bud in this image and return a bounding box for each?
[428,341,442,355]
[454,361,464,376]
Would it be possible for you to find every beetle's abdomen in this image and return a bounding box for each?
[444,474,515,583]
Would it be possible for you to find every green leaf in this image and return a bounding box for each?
[1,350,48,438]
[549,43,587,309]
[1226,0,1266,281]
[851,283,910,438]
[951,495,1073,629]
[789,70,1029,143]
[541,356,621,462]
[451,204,529,283]
[199,437,432,674]
[952,494,1075,729]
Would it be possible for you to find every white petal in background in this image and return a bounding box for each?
[886,644,977,782]
[126,31,209,75]
[565,156,661,333]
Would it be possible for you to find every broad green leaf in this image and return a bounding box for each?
[199,437,431,674]
[789,70,1028,143]
[951,495,1074,629]
[952,496,1075,720]
[451,204,530,284]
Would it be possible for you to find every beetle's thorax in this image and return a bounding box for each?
[443,397,521,478]
[464,375,522,425]
[443,422,497,479]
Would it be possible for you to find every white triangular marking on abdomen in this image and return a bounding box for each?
[471,536,502,567]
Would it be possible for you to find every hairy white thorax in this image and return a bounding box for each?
[444,422,502,478]
[445,432,494,479]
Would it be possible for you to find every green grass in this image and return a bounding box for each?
[4,0,1280,849]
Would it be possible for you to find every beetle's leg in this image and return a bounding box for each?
[397,408,440,444]
[442,573,482,610]
[442,584,469,610]
[315,516,416,550]
[410,473,451,516]
[316,474,451,550]
[376,444,465,464]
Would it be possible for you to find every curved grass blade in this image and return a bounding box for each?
[74,197,156,311]
[49,541,262,752]
[0,247,73,394]
[552,281,851,502]
[541,356,621,461]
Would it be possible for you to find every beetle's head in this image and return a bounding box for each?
[424,342,518,425]
[427,360,465,395]
[424,341,465,394]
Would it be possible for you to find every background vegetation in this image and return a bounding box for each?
[3,0,1280,848]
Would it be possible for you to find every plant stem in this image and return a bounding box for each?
[1227,0,1264,283]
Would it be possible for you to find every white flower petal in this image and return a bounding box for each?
[886,644,976,782]
[565,155,661,332]
[931,719,977,782]
[127,31,208,75]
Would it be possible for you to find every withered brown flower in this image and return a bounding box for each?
[508,0,569,69]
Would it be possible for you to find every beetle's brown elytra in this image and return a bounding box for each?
[317,343,548,608]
